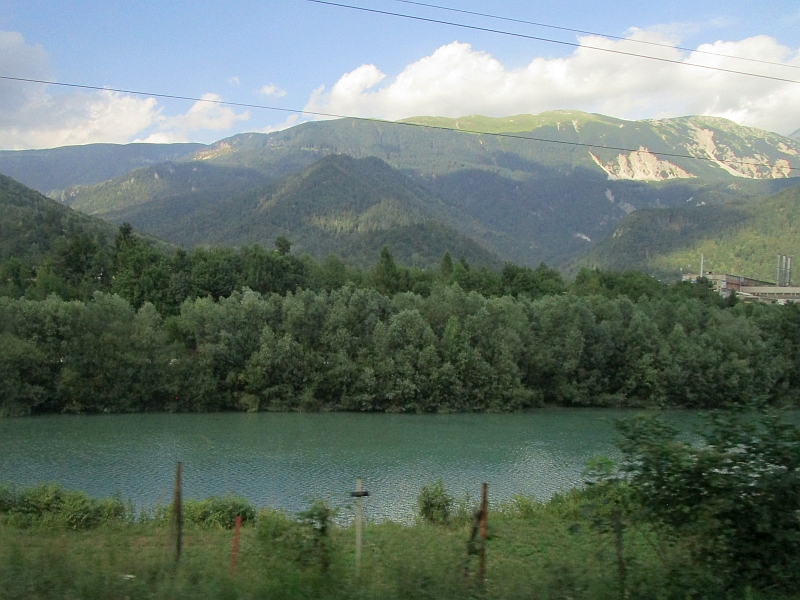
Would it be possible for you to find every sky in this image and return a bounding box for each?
[1,0,799,149]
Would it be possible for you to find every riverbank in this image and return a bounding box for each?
[0,483,796,600]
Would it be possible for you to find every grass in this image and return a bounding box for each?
[0,486,797,600]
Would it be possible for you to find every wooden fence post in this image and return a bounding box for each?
[171,462,183,564]
[229,515,242,576]
[350,477,370,577]
[478,482,488,584]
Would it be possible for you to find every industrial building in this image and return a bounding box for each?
[682,254,800,304]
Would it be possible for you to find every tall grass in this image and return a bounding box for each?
[0,484,796,600]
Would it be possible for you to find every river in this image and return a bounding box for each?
[0,409,697,522]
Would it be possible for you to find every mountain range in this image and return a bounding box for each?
[0,143,205,195]
[1,111,799,273]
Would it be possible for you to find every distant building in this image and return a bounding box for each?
[682,271,800,304]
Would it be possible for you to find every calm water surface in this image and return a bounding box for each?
[0,410,697,522]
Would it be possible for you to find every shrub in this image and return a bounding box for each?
[617,410,800,591]
[182,495,256,529]
[0,483,128,528]
[507,494,537,519]
[417,479,453,524]
[257,501,336,572]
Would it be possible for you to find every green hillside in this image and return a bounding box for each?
[581,181,800,281]
[63,161,271,218]
[65,154,501,269]
[0,173,114,265]
[0,143,204,194]
[44,112,798,268]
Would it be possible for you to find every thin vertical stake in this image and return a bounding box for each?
[171,462,183,564]
[613,510,627,599]
[355,477,363,576]
[230,515,242,576]
[478,482,487,584]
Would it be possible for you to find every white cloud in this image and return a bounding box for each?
[258,84,287,98]
[0,31,250,149]
[228,76,240,86]
[304,32,800,135]
[137,93,249,143]
[0,31,161,149]
[258,114,300,133]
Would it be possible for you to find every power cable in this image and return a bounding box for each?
[1,74,799,172]
[390,0,800,71]
[304,0,800,85]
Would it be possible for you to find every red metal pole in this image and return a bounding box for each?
[478,482,487,584]
[229,515,242,576]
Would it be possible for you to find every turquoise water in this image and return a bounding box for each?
[0,410,695,522]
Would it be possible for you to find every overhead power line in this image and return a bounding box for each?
[304,0,800,85]
[391,0,800,71]
[1,74,798,173]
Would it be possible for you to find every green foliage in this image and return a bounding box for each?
[2,180,800,416]
[501,262,566,298]
[4,482,799,599]
[274,236,292,256]
[617,411,800,591]
[182,495,256,529]
[3,267,800,415]
[417,480,453,524]
[0,484,128,529]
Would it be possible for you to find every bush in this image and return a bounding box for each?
[0,483,128,529]
[617,410,800,592]
[182,495,256,529]
[257,501,336,573]
[417,480,453,524]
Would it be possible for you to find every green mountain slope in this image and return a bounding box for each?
[62,161,271,219]
[0,173,115,265]
[580,181,800,281]
[791,128,800,141]
[137,113,800,267]
[0,142,204,194]
[65,154,501,268]
[46,111,800,268]
[200,112,800,182]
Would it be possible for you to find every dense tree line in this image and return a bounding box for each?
[0,222,564,311]
[2,231,798,415]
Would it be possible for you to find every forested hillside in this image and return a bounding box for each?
[0,143,204,194]
[61,154,502,269]
[45,112,800,268]
[581,181,800,281]
[0,173,117,300]
[2,173,799,417]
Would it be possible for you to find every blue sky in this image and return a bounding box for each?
[1,0,799,148]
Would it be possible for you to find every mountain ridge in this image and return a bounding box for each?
[13,111,800,269]
[0,143,205,195]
